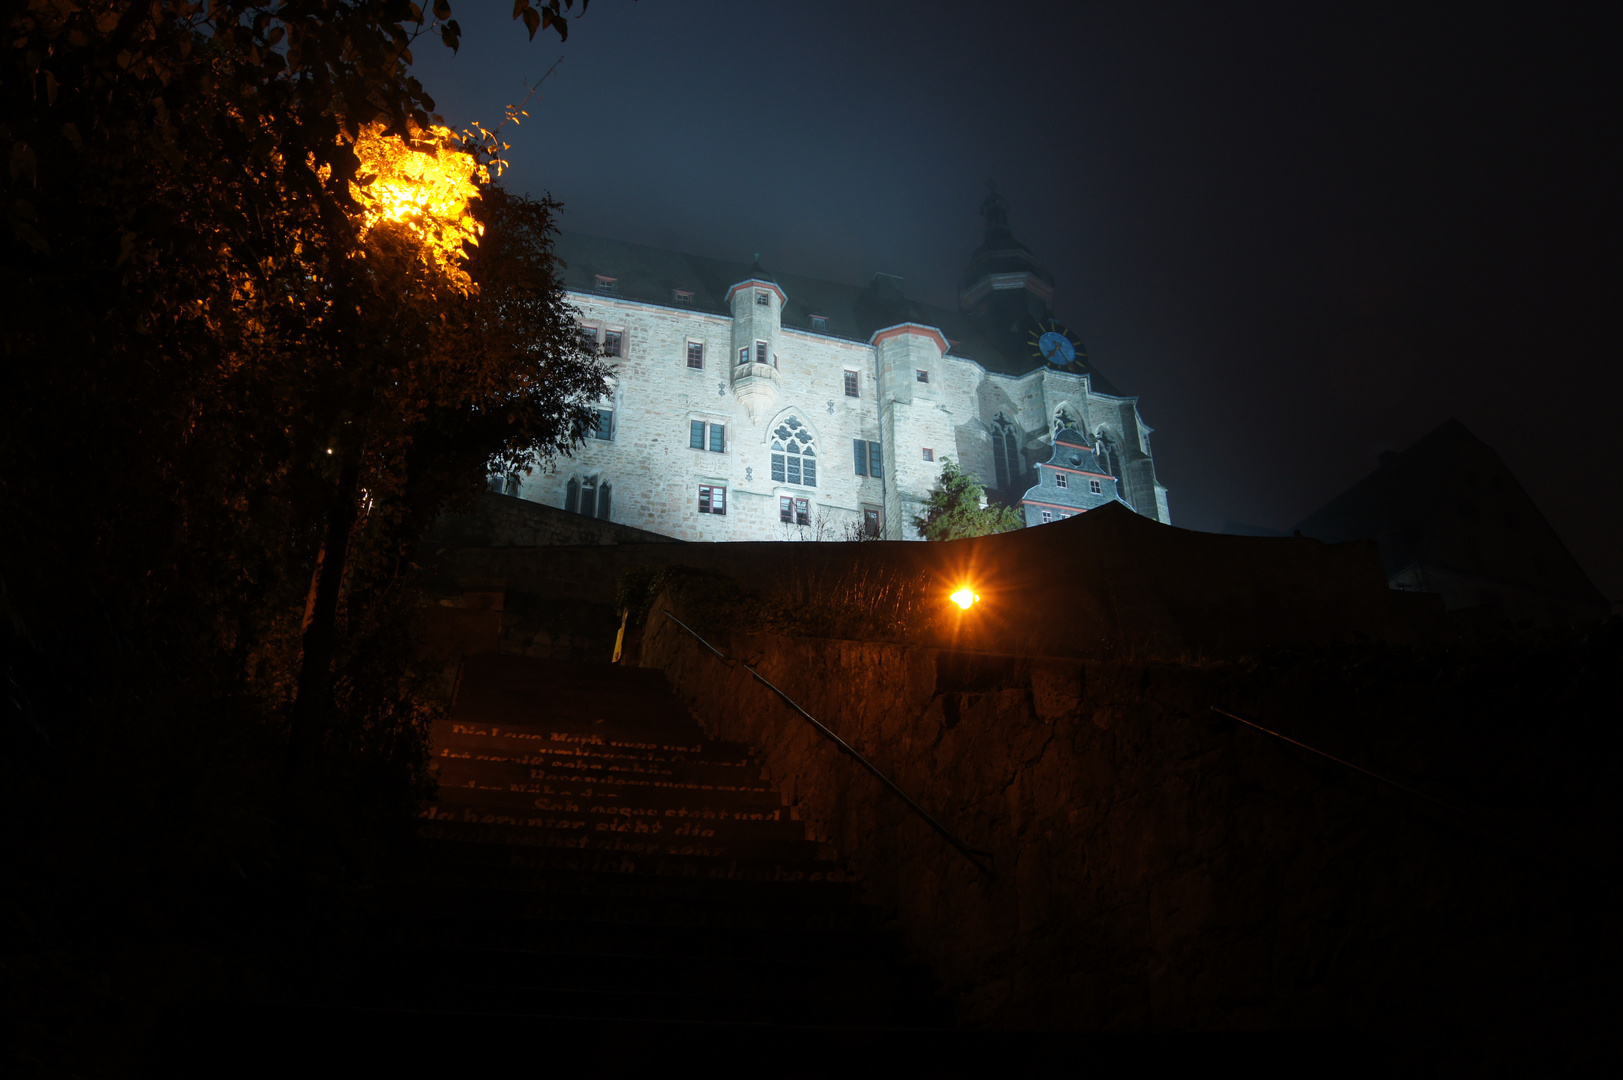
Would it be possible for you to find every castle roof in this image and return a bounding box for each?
[551,230,1121,391]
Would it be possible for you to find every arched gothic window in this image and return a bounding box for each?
[990,415,1020,491]
[564,478,579,513]
[597,482,612,521]
[770,416,817,487]
[579,477,598,519]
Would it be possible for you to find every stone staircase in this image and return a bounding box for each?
[390,653,950,1045]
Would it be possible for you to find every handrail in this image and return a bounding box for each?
[660,609,995,877]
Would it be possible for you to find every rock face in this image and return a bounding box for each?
[640,606,1617,1038]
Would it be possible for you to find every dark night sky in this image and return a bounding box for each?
[412,1,1619,600]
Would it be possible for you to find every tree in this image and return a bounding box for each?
[912,458,1025,540]
[0,2,601,778]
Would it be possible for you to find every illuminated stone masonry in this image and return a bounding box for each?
[508,187,1170,540]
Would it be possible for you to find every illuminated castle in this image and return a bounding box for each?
[507,186,1169,540]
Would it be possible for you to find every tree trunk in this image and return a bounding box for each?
[282,439,364,791]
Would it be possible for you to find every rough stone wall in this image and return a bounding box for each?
[639,610,1615,1041]
[429,491,681,547]
[513,289,1168,538]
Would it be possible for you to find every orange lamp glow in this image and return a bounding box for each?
[950,586,980,610]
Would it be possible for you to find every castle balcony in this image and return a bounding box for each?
[731,361,781,423]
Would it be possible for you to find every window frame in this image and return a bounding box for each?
[594,275,617,292]
[698,485,727,516]
[1090,478,1103,494]
[690,419,705,450]
[602,328,623,358]
[686,341,704,369]
[672,288,694,305]
[810,314,828,332]
[1041,509,1053,523]
[592,409,614,441]
[709,423,725,454]
[915,369,929,384]
[1055,471,1069,489]
[922,447,934,462]
[755,290,771,306]
[755,340,769,365]
[843,370,859,398]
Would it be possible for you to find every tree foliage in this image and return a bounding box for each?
[912,458,1026,540]
[0,1,600,770]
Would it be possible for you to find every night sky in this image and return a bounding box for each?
[412,1,1619,600]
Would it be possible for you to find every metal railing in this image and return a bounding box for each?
[661,610,995,877]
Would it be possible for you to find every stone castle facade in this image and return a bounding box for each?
[507,188,1170,540]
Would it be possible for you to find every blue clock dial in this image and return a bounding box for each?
[1038,331,1076,366]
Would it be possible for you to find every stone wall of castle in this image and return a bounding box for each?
[511,288,1170,540]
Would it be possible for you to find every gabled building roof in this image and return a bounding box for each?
[551,229,1122,392]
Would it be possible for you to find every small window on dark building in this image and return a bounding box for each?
[843,370,859,398]
[603,330,623,357]
[579,479,598,519]
[699,485,726,515]
[564,478,579,513]
[597,482,612,521]
[595,275,617,292]
[687,342,704,369]
[1055,472,1069,489]
[1041,510,1053,523]
[1090,479,1102,494]
[673,289,693,305]
[811,315,828,331]
[756,290,771,306]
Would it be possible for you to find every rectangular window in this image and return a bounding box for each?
[593,410,614,440]
[603,330,623,357]
[690,420,705,449]
[686,342,704,369]
[673,289,693,305]
[739,346,750,366]
[795,498,810,525]
[755,341,768,365]
[863,509,881,537]
[922,448,934,462]
[843,370,859,398]
[699,485,726,515]
[579,325,597,349]
[779,496,793,523]
[1041,510,1053,523]
[915,369,929,383]
[1055,472,1069,489]
[787,455,801,485]
[709,423,725,453]
[868,440,882,475]
[853,438,868,476]
[755,290,770,306]
[810,315,828,331]
[1090,479,1103,494]
[595,275,617,292]
[771,454,785,483]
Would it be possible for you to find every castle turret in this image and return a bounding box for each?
[726,267,785,423]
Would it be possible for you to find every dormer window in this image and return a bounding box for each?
[595,275,617,292]
[810,315,828,332]
[755,290,770,306]
[673,289,693,305]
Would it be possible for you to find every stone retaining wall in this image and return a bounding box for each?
[639,600,1611,1038]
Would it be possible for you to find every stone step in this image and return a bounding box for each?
[405,846,861,899]
[432,763,781,808]
[432,745,772,792]
[431,782,790,824]
[432,723,758,766]
[416,813,826,863]
[395,911,906,965]
[346,979,936,1027]
[395,946,938,1005]
[401,881,874,934]
[408,835,845,885]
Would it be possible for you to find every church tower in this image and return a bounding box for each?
[960,182,1056,344]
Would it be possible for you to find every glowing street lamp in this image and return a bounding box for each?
[950,586,980,610]
[345,123,486,290]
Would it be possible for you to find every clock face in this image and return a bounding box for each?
[1038,331,1075,366]
[1028,320,1088,373]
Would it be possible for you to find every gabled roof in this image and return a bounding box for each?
[551,229,1122,389]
